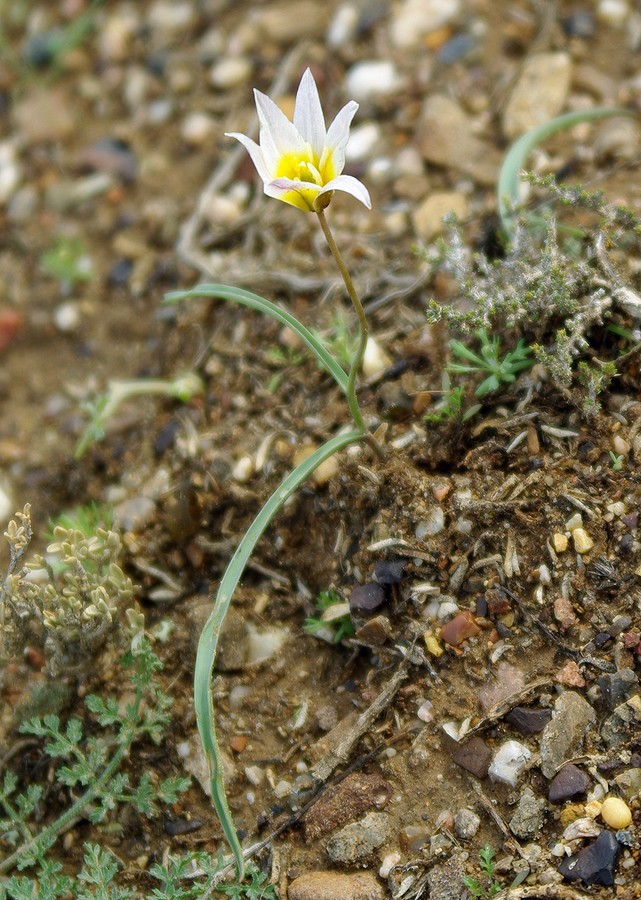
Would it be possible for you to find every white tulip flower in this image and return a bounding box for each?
[226,68,371,213]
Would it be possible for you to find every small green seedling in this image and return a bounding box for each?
[609,451,625,472]
[463,846,502,899]
[264,345,305,392]
[47,501,113,540]
[304,589,355,643]
[448,329,533,398]
[425,379,481,425]
[312,308,360,373]
[41,237,93,291]
[75,373,204,458]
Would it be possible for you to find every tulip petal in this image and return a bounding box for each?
[225,132,271,183]
[254,89,304,157]
[293,68,326,158]
[265,177,318,211]
[320,174,372,209]
[326,100,359,160]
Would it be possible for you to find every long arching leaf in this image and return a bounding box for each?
[165,284,349,394]
[498,107,635,241]
[193,428,364,878]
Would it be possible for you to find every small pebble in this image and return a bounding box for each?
[379,851,401,879]
[274,779,292,799]
[390,0,461,49]
[563,817,602,841]
[345,61,401,102]
[415,508,445,537]
[424,631,444,656]
[454,808,480,840]
[53,302,81,333]
[232,455,254,483]
[362,336,391,378]
[597,0,630,28]
[345,122,381,163]
[488,740,531,787]
[553,532,568,552]
[327,3,359,49]
[350,582,386,613]
[549,764,592,803]
[600,796,632,829]
[289,871,383,900]
[181,112,216,147]
[452,736,492,778]
[0,141,21,205]
[417,699,434,723]
[441,610,480,646]
[572,528,594,554]
[209,57,253,90]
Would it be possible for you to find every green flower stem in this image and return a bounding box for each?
[315,209,384,458]
[0,687,144,875]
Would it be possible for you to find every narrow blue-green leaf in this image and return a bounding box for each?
[165,284,349,394]
[498,107,635,240]
[193,428,364,878]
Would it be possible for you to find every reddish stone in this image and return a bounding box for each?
[229,735,247,753]
[440,611,480,646]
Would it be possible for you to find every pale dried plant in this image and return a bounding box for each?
[1,505,134,675]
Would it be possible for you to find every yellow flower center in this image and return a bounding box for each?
[275,144,335,186]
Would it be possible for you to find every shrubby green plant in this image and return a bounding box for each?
[448,329,533,398]
[426,109,641,416]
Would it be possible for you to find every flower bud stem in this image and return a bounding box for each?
[315,209,384,458]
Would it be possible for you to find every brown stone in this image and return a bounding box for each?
[452,736,492,779]
[288,871,383,900]
[302,772,392,842]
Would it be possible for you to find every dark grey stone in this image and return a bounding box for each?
[558,831,621,886]
[548,764,592,803]
[350,582,386,612]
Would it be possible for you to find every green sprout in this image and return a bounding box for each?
[463,846,502,899]
[448,329,533,398]
[609,451,625,472]
[264,345,305,392]
[75,373,204,458]
[425,374,482,424]
[311,308,360,373]
[41,237,93,290]
[304,589,355,644]
[47,502,113,541]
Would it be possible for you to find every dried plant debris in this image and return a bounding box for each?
[1,505,135,674]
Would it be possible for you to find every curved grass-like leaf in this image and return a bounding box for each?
[498,107,635,241]
[165,284,349,395]
[193,428,364,878]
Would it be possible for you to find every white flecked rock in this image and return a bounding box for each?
[488,739,531,787]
